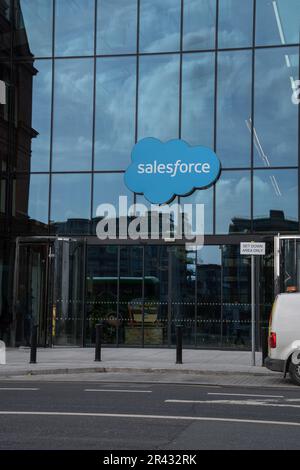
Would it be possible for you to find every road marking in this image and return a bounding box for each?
[0,411,299,427]
[207,393,284,398]
[84,389,152,393]
[0,388,39,391]
[165,399,300,409]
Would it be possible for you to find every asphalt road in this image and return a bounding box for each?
[0,380,300,450]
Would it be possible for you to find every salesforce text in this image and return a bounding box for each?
[137,160,211,177]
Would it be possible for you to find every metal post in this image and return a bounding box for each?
[95,323,102,362]
[176,326,182,364]
[30,325,38,364]
[251,255,255,366]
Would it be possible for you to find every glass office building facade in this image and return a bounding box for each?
[0,0,299,348]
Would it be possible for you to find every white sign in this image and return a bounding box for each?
[0,80,6,105]
[240,242,266,256]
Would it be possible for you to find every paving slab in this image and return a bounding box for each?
[0,347,277,379]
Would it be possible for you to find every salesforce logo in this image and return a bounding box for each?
[124,138,221,204]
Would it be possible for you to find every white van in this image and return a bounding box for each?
[265,292,300,385]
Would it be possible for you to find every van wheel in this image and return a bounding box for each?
[289,362,300,385]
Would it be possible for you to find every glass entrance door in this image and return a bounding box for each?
[14,242,53,347]
[52,238,86,346]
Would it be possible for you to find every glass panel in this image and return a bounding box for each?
[0,179,6,214]
[217,50,252,167]
[31,60,52,172]
[254,47,299,167]
[53,240,85,346]
[222,245,251,349]
[253,169,298,231]
[55,0,94,56]
[28,174,49,224]
[11,175,49,236]
[144,245,169,346]
[17,0,53,57]
[196,246,221,347]
[52,59,93,171]
[95,57,136,171]
[50,173,91,233]
[13,60,39,173]
[119,246,143,346]
[85,246,118,345]
[15,244,49,346]
[140,0,181,53]
[180,187,213,235]
[97,0,137,54]
[183,0,216,51]
[0,63,10,171]
[0,1,12,57]
[0,240,11,344]
[93,173,133,216]
[256,0,300,46]
[170,246,196,347]
[216,171,251,234]
[138,55,180,141]
[181,52,215,148]
[218,0,253,48]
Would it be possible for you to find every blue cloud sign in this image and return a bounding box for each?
[124,138,221,204]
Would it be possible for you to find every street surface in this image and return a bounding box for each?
[0,378,300,449]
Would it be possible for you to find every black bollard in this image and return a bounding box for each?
[261,327,269,366]
[176,325,183,364]
[95,323,102,362]
[30,324,38,364]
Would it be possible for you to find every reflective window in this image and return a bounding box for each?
[138,55,179,141]
[0,179,6,214]
[119,246,143,346]
[140,0,181,53]
[144,245,169,345]
[28,174,49,223]
[218,0,253,48]
[95,57,136,171]
[50,173,91,224]
[55,0,95,56]
[196,246,221,347]
[256,0,300,46]
[222,245,251,348]
[97,0,137,54]
[86,245,118,345]
[170,246,196,347]
[93,173,133,216]
[183,0,216,51]
[18,0,53,57]
[254,47,299,167]
[13,61,38,172]
[180,186,214,235]
[0,1,12,57]
[0,63,10,170]
[52,59,93,171]
[216,171,251,234]
[217,50,252,167]
[182,52,215,148]
[31,60,52,172]
[253,170,298,230]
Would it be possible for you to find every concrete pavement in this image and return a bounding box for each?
[0,347,276,378]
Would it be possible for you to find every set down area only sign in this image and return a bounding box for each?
[240,242,266,256]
